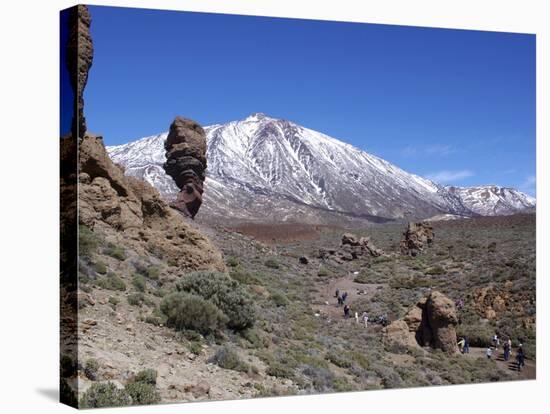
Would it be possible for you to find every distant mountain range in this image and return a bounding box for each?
[107,113,535,224]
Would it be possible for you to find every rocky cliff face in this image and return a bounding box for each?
[78,133,225,272]
[66,5,93,138]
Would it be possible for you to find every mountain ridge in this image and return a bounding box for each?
[107,114,535,224]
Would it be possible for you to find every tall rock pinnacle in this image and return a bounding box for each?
[163,117,207,218]
[66,5,94,138]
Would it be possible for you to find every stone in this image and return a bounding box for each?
[400,221,434,255]
[299,256,309,264]
[163,117,207,218]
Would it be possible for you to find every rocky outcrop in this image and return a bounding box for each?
[77,134,225,272]
[384,291,458,353]
[340,233,383,258]
[66,5,93,138]
[400,221,434,256]
[163,117,207,218]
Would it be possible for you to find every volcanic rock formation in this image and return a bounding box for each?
[341,233,383,257]
[66,5,94,138]
[384,291,459,353]
[163,117,207,218]
[78,134,225,271]
[400,221,435,256]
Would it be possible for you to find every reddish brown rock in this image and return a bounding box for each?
[384,291,458,353]
[400,221,434,256]
[163,117,207,218]
[66,5,94,138]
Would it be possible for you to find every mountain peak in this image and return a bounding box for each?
[244,112,271,122]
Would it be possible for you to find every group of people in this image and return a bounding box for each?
[484,333,526,372]
[335,289,369,327]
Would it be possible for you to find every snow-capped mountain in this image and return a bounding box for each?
[446,185,536,216]
[107,113,535,223]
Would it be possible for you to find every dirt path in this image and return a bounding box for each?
[313,272,385,320]
[465,347,536,380]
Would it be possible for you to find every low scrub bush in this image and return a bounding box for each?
[208,346,249,372]
[160,292,227,335]
[79,382,130,408]
[104,243,127,261]
[176,271,255,331]
[96,272,126,291]
[264,259,280,269]
[125,382,160,405]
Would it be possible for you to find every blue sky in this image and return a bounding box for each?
[84,6,536,196]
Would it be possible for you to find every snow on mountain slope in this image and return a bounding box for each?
[446,185,536,216]
[107,113,535,223]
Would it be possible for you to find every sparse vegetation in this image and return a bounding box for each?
[79,382,131,408]
[209,346,250,372]
[96,272,126,291]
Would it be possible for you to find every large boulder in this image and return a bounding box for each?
[384,291,458,353]
[163,117,207,218]
[400,221,434,255]
[425,291,459,353]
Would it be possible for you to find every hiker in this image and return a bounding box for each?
[354,312,359,324]
[335,289,340,298]
[362,312,369,328]
[492,333,500,349]
[463,337,470,354]
[516,345,525,372]
[457,337,466,353]
[337,295,343,306]
[342,292,348,302]
[343,304,350,318]
[503,339,511,361]
[486,347,493,359]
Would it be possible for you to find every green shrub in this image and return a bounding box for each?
[176,271,255,331]
[128,292,145,307]
[160,292,227,335]
[146,265,161,280]
[187,341,203,355]
[84,358,99,380]
[79,382,130,408]
[132,369,157,385]
[209,346,249,372]
[270,291,289,307]
[226,256,240,267]
[125,382,160,405]
[79,225,99,257]
[104,243,127,261]
[230,267,261,285]
[132,275,146,292]
[93,261,107,274]
[266,362,295,379]
[317,267,330,277]
[108,296,119,309]
[96,272,126,291]
[264,259,280,269]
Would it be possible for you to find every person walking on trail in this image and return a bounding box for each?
[492,334,500,349]
[354,312,359,324]
[486,347,493,360]
[342,292,348,302]
[516,344,525,372]
[337,295,343,306]
[463,337,470,354]
[362,312,369,328]
[457,337,465,353]
[344,304,350,318]
[503,338,511,361]
[335,289,340,298]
